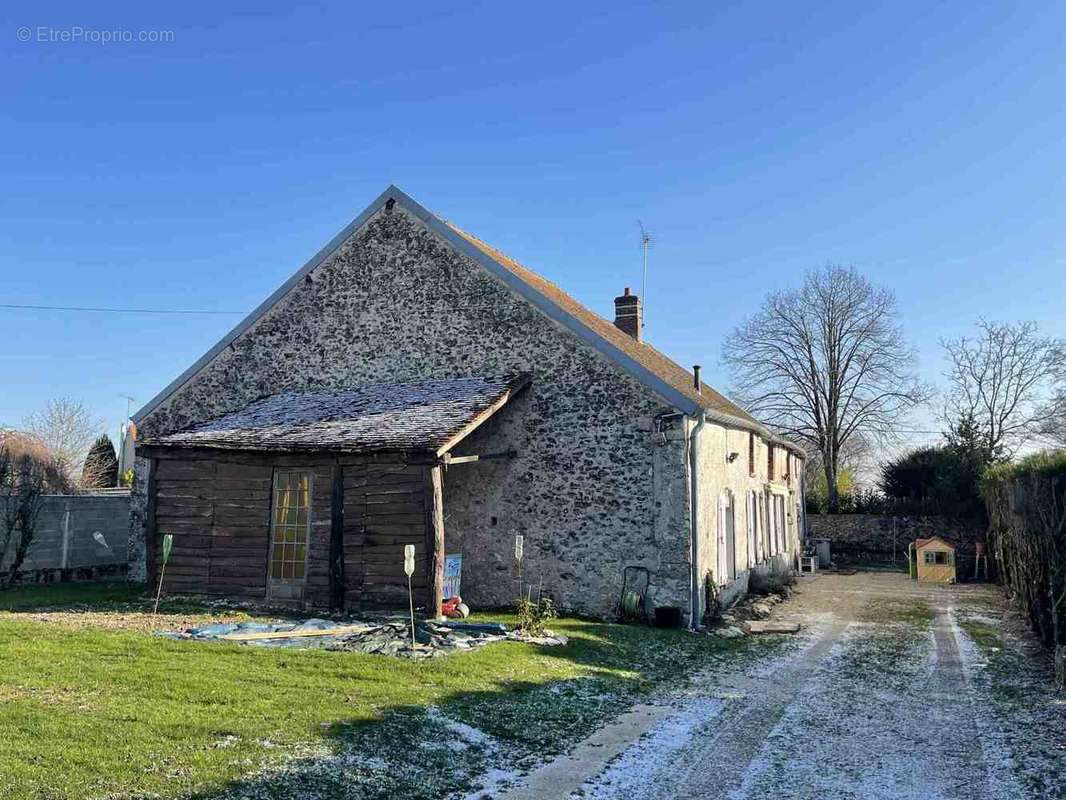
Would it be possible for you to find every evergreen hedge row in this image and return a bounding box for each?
[982,451,1066,655]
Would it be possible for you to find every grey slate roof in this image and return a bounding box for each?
[141,375,529,455]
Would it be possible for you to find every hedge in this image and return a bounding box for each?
[982,451,1066,655]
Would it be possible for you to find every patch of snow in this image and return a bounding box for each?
[569,698,725,799]
[463,766,525,800]
[424,706,492,748]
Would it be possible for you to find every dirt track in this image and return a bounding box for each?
[499,572,1066,800]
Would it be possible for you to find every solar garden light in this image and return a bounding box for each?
[404,544,416,649]
[153,533,173,615]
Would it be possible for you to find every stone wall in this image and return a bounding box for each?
[130,202,692,619]
[806,514,986,561]
[5,492,129,581]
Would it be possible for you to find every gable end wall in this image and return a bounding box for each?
[129,203,693,618]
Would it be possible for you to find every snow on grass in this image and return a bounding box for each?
[567,697,725,799]
[950,610,1024,800]
[955,612,1066,800]
[727,617,976,800]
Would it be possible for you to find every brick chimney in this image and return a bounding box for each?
[614,287,642,341]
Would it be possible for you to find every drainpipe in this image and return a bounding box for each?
[687,410,706,628]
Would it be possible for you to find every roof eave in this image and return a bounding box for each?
[131,185,804,461]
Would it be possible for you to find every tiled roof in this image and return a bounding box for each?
[133,185,774,444]
[444,223,759,424]
[141,375,529,455]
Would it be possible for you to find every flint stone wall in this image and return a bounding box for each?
[130,203,692,619]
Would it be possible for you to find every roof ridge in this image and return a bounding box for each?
[132,185,797,453]
[439,217,758,425]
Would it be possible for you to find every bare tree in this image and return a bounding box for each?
[23,398,102,486]
[0,431,68,587]
[723,265,928,512]
[941,321,1065,456]
[1039,345,1066,447]
[1043,391,1066,447]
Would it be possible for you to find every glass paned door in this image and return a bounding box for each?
[268,470,311,596]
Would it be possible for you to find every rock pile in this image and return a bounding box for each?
[709,588,798,638]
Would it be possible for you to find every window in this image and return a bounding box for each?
[269,469,312,581]
[924,551,950,565]
[768,446,775,481]
[784,453,791,485]
[748,432,755,477]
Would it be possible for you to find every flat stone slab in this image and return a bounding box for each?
[744,621,801,634]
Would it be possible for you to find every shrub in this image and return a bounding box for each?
[702,573,722,624]
[748,569,795,596]
[515,596,557,636]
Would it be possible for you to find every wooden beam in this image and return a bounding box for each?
[444,454,480,465]
[221,624,372,642]
[442,450,518,466]
[425,463,445,619]
[329,460,345,611]
[434,374,531,457]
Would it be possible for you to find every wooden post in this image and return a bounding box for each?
[329,461,345,611]
[60,504,71,570]
[426,463,445,620]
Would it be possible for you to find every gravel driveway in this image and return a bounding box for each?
[496,572,1066,800]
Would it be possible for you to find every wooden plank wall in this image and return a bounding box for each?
[341,457,430,610]
[149,451,433,610]
[153,457,272,598]
[303,462,334,606]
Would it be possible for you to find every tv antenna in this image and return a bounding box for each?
[119,394,135,422]
[638,221,652,329]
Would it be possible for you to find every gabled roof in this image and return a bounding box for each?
[915,536,955,551]
[133,185,802,456]
[444,224,756,423]
[140,375,529,456]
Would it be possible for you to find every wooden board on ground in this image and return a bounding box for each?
[745,621,802,634]
[220,624,374,642]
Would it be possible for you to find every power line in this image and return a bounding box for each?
[0,303,247,315]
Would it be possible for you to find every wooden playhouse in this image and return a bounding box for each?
[913,536,956,584]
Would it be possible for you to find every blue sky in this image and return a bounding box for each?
[2,2,1064,449]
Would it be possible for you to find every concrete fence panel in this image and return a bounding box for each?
[1,491,130,579]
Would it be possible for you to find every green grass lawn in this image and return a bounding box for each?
[0,583,777,800]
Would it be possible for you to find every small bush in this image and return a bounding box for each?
[748,570,795,596]
[515,596,557,636]
[703,573,722,625]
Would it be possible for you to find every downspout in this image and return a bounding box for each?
[687,410,706,628]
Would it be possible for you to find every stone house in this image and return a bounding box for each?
[128,185,805,623]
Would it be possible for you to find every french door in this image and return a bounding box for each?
[267,469,312,600]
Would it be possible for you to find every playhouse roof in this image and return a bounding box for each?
[915,536,955,551]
